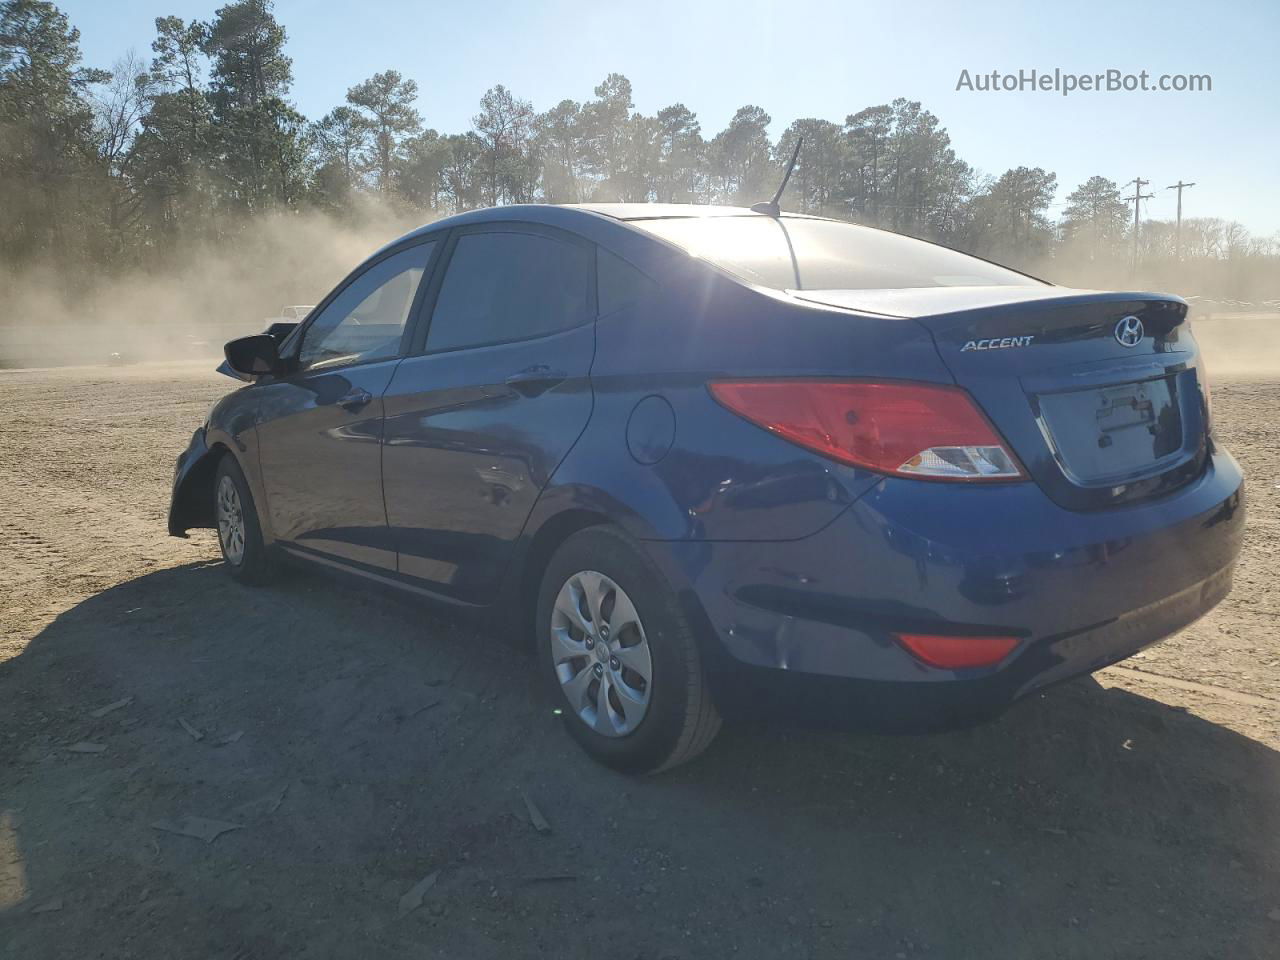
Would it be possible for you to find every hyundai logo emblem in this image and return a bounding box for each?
[1114,315,1144,347]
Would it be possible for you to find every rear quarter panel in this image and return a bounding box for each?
[541,258,957,543]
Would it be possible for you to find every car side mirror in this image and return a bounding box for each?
[264,321,298,343]
[223,334,282,380]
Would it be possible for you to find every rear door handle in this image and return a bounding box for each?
[338,388,373,411]
[505,366,567,398]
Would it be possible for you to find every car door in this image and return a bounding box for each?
[381,224,597,602]
[253,240,438,570]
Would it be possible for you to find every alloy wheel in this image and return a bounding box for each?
[216,473,246,566]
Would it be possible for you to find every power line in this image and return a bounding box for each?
[1122,177,1155,275]
[1166,180,1196,261]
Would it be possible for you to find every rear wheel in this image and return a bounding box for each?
[537,526,721,773]
[214,455,273,585]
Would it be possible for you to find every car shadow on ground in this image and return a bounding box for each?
[2,560,1277,959]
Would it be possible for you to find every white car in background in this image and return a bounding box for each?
[265,305,315,325]
[259,305,316,347]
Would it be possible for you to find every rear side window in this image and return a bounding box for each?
[631,216,1043,291]
[426,231,592,352]
[597,249,657,317]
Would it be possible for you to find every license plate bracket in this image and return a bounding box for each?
[1035,375,1183,484]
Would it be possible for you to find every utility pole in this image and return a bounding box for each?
[1122,177,1155,275]
[1166,180,1196,261]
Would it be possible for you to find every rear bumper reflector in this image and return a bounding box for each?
[895,632,1021,670]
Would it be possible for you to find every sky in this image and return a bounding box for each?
[60,0,1280,236]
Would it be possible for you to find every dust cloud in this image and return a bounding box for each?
[0,199,427,369]
[1027,254,1280,379]
[1191,317,1280,380]
[0,206,1275,378]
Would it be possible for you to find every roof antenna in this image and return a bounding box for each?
[750,136,803,217]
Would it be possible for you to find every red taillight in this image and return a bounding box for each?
[895,633,1021,669]
[708,379,1025,481]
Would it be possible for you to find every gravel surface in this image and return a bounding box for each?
[1,357,1277,959]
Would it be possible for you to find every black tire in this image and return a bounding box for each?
[213,454,274,585]
[537,526,721,773]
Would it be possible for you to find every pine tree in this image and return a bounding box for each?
[346,70,420,193]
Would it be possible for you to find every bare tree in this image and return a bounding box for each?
[91,50,152,174]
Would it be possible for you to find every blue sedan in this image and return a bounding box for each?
[169,203,1245,772]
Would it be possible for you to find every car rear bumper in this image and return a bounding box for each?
[649,447,1245,728]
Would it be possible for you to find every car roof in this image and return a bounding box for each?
[565,203,803,221]
[396,202,829,239]
[573,203,842,225]
[381,202,834,264]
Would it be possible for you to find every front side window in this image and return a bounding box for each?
[298,242,435,370]
[630,215,1044,291]
[425,231,592,352]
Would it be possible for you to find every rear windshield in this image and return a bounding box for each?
[630,215,1043,291]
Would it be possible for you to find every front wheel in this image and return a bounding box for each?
[214,455,273,585]
[537,526,721,773]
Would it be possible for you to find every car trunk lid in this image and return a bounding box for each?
[792,287,1211,509]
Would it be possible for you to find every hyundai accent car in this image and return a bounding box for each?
[168,203,1245,772]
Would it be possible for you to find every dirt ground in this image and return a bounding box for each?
[1,352,1278,959]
